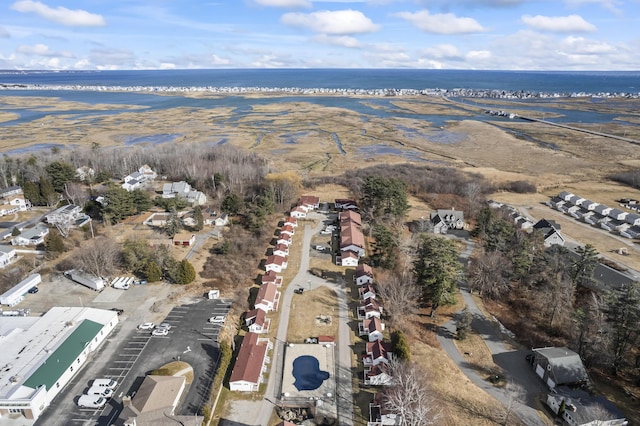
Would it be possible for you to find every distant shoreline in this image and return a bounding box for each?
[1,83,639,100]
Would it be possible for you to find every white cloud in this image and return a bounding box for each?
[312,34,361,48]
[281,9,379,35]
[564,0,622,14]
[394,10,486,34]
[210,54,231,65]
[465,50,492,61]
[521,14,596,33]
[421,44,462,60]
[159,63,177,69]
[17,43,73,57]
[253,0,312,7]
[0,26,9,38]
[11,0,106,27]
[561,36,615,54]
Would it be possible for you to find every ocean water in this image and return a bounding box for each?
[1,69,639,94]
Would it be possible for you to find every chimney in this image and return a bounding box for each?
[123,395,133,407]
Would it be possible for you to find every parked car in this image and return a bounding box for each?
[208,316,226,324]
[157,322,172,331]
[112,281,130,290]
[294,288,304,294]
[320,229,332,235]
[27,287,39,294]
[137,322,155,330]
[85,386,113,398]
[77,395,107,409]
[91,379,118,390]
[315,245,325,251]
[152,328,169,336]
[110,308,124,316]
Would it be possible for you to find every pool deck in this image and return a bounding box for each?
[280,342,337,419]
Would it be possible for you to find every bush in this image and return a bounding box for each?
[502,180,537,193]
[391,330,411,361]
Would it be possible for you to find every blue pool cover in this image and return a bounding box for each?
[292,355,330,391]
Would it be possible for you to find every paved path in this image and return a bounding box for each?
[253,213,354,426]
[437,237,549,426]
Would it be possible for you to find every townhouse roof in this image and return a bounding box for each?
[256,282,278,304]
[229,333,268,384]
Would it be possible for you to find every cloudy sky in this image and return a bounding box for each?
[0,0,638,70]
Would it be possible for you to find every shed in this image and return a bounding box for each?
[530,347,589,390]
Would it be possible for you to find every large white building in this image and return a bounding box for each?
[0,307,118,421]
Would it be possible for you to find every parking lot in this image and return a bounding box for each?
[28,293,231,426]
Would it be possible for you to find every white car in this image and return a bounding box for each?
[209,316,226,324]
[77,395,107,409]
[157,322,172,331]
[315,245,325,251]
[86,386,113,398]
[151,328,169,336]
[137,322,155,330]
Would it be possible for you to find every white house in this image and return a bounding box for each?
[593,204,612,217]
[363,340,393,367]
[0,195,30,216]
[299,195,320,210]
[283,216,298,228]
[579,199,599,211]
[261,271,283,287]
[11,223,49,246]
[359,284,377,300]
[254,282,280,313]
[229,333,272,392]
[272,244,289,258]
[162,181,207,205]
[358,297,383,320]
[360,317,385,342]
[265,255,288,273]
[364,363,393,386]
[245,309,269,334]
[355,264,374,286]
[280,225,295,237]
[533,219,565,247]
[608,208,628,221]
[0,245,17,268]
[340,250,360,267]
[290,206,307,218]
[276,233,292,247]
[214,213,229,226]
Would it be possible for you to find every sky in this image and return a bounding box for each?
[0,0,639,71]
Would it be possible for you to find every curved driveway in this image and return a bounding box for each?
[437,236,549,426]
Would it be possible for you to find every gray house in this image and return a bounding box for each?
[430,209,465,234]
[529,347,589,390]
[533,219,565,247]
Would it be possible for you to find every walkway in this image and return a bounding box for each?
[437,237,549,425]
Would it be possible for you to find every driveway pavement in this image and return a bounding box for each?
[437,237,549,426]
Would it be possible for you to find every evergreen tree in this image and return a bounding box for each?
[145,261,163,282]
[174,259,196,284]
[11,227,20,236]
[45,161,76,192]
[102,184,136,223]
[44,230,66,258]
[193,205,204,231]
[361,176,409,221]
[22,180,44,206]
[131,189,152,213]
[413,234,461,316]
[604,281,640,374]
[571,244,599,288]
[391,330,411,361]
[165,209,182,237]
[39,176,57,206]
[372,224,397,269]
[221,193,243,215]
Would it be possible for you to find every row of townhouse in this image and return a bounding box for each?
[230,201,312,392]
[489,201,566,247]
[550,191,640,239]
[339,210,365,267]
[289,195,320,219]
[354,265,395,387]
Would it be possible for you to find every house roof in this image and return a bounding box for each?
[558,191,574,200]
[533,347,589,385]
[245,309,266,327]
[365,317,383,333]
[277,233,291,242]
[608,208,626,217]
[261,270,278,284]
[281,225,294,234]
[367,340,392,360]
[173,232,194,242]
[430,209,464,222]
[129,375,186,414]
[355,264,373,278]
[23,319,103,391]
[359,284,376,297]
[18,223,48,240]
[340,223,365,248]
[339,210,362,225]
[266,254,286,266]
[256,282,277,305]
[273,243,288,253]
[299,195,319,206]
[229,333,268,384]
[0,244,17,255]
[284,216,297,224]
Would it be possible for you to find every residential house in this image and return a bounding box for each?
[340,224,365,257]
[290,205,308,218]
[0,193,30,216]
[283,216,298,228]
[600,217,614,232]
[272,244,289,258]
[354,264,374,286]
[340,250,360,267]
[254,282,281,313]
[358,298,383,320]
[582,212,598,225]
[276,233,292,247]
[549,197,566,211]
[533,219,565,247]
[579,199,599,211]
[280,225,295,237]
[566,204,581,215]
[368,393,401,425]
[214,213,229,226]
[608,208,628,221]
[143,212,171,227]
[11,223,49,246]
[593,204,613,217]
[360,317,385,342]
[245,309,269,334]
[172,232,196,246]
[430,209,465,234]
[558,191,574,201]
[261,270,283,287]
[359,284,376,300]
[0,185,23,199]
[625,213,640,226]
[529,347,589,390]
[162,181,207,205]
[0,245,17,268]
[299,195,320,210]
[339,210,362,226]
[544,390,627,426]
[119,375,192,426]
[620,225,640,239]
[363,340,393,367]
[229,332,272,392]
[45,204,83,224]
[567,195,585,206]
[364,363,393,386]
[265,255,288,273]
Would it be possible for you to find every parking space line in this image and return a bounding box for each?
[197,338,214,341]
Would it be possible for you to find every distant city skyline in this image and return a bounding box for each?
[0,0,638,71]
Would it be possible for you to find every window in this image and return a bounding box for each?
[56,382,60,388]
[70,366,73,372]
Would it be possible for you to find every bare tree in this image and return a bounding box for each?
[376,270,420,326]
[76,237,120,278]
[580,402,621,424]
[64,182,89,206]
[468,250,511,299]
[382,359,442,426]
